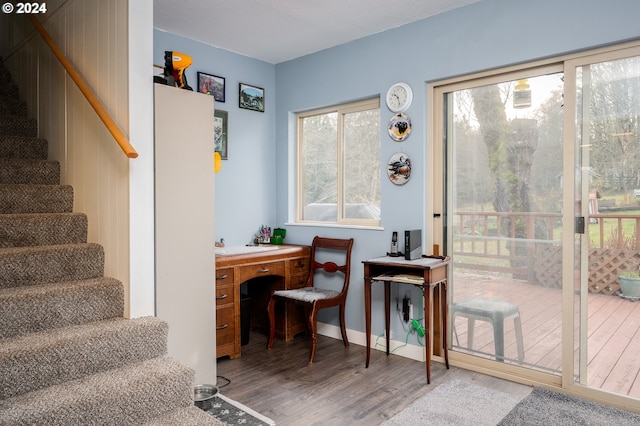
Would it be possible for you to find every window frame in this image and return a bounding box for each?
[296,97,381,227]
[427,38,640,408]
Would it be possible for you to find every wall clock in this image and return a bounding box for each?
[386,82,413,113]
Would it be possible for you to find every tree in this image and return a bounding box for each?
[471,85,541,273]
[585,59,640,193]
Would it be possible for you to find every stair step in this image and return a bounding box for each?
[0,83,19,98]
[0,277,124,338]
[0,243,104,289]
[0,135,48,159]
[0,356,197,425]
[0,317,169,399]
[0,64,214,426]
[0,212,87,248]
[0,95,27,116]
[142,406,224,425]
[0,158,59,184]
[0,184,73,213]
[0,68,11,85]
[0,115,37,136]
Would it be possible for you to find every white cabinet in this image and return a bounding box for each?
[154,83,216,384]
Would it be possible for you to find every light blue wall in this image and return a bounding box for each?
[155,0,640,347]
[154,30,277,247]
[274,0,640,339]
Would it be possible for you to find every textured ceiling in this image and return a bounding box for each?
[154,0,482,64]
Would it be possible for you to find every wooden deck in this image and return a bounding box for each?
[452,271,640,398]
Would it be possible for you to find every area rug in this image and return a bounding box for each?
[204,393,275,425]
[382,379,523,425]
[498,387,640,425]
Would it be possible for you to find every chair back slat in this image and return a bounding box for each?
[320,261,339,273]
[307,236,354,297]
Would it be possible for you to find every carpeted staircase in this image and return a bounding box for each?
[0,60,222,425]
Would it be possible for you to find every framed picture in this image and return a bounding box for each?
[197,72,225,102]
[214,109,228,159]
[239,83,264,112]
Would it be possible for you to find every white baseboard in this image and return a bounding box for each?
[316,322,425,362]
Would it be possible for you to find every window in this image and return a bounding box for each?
[297,98,380,226]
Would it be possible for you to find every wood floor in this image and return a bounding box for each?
[216,332,532,425]
[453,272,640,397]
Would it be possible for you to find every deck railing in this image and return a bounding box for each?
[453,211,640,293]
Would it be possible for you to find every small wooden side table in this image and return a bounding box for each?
[363,255,450,383]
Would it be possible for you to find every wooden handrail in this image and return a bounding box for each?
[28,16,138,158]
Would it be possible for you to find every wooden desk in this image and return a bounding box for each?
[215,245,311,359]
[363,256,450,383]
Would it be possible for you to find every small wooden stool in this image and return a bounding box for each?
[452,298,524,362]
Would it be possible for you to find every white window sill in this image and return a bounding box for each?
[284,222,384,231]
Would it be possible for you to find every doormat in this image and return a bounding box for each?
[204,393,275,425]
[498,386,640,425]
[382,379,523,425]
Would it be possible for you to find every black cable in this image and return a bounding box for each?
[216,375,231,389]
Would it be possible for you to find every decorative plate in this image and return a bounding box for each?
[388,112,412,142]
[387,152,412,185]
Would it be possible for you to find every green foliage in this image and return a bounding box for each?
[589,215,638,249]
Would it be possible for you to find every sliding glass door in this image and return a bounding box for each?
[570,49,640,397]
[439,68,566,375]
[431,41,640,403]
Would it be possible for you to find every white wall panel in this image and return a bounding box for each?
[154,83,217,384]
[128,0,156,318]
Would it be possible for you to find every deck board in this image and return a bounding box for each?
[455,271,640,398]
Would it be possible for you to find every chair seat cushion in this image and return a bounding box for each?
[273,287,339,303]
[453,298,520,321]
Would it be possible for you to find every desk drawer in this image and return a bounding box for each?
[216,284,235,305]
[288,257,310,274]
[287,257,309,289]
[288,273,308,289]
[216,268,234,285]
[216,305,235,346]
[238,261,285,282]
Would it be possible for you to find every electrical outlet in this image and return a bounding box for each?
[402,296,410,322]
[383,329,394,339]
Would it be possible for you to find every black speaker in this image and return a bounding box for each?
[404,229,422,260]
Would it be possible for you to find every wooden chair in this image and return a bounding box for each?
[267,236,354,363]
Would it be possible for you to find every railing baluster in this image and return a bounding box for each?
[454,211,639,280]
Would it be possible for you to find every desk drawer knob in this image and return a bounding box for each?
[257,268,270,273]
[294,262,305,268]
[216,294,228,300]
[216,324,229,330]
[216,274,228,280]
